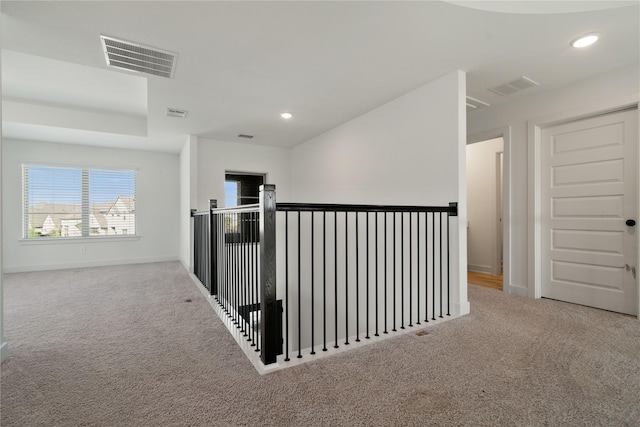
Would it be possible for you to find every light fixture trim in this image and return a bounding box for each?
[280,112,293,119]
[571,33,600,48]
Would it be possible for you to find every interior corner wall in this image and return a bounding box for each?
[290,69,469,315]
[467,64,640,295]
[179,135,198,272]
[196,137,291,211]
[1,139,181,272]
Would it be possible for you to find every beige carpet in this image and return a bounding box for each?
[1,261,639,426]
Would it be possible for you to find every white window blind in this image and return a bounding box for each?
[23,164,136,239]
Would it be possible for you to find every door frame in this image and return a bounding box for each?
[527,95,640,317]
[468,126,511,293]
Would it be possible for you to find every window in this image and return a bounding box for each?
[23,164,136,239]
[224,173,264,242]
[224,173,264,207]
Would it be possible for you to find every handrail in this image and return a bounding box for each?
[211,204,259,214]
[277,202,457,215]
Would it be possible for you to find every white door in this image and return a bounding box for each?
[541,109,638,315]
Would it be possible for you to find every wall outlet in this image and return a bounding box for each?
[80,246,86,254]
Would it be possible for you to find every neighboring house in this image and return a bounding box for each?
[27,198,134,237]
[106,196,135,235]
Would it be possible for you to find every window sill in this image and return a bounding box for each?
[19,236,141,245]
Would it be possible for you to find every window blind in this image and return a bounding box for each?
[23,164,136,239]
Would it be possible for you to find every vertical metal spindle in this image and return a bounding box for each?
[366,212,370,339]
[409,212,413,327]
[401,212,405,330]
[323,212,327,351]
[439,212,443,319]
[248,212,254,344]
[416,212,420,325]
[376,212,380,337]
[310,212,315,355]
[425,212,429,323]
[284,212,289,360]
[432,212,436,321]
[297,211,302,359]
[254,211,260,353]
[242,213,248,336]
[334,211,339,349]
[355,212,360,342]
[383,212,387,335]
[447,211,451,316]
[345,212,349,345]
[392,212,397,332]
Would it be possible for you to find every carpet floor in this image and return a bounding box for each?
[1,261,639,426]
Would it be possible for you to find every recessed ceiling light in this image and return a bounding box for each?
[280,112,293,119]
[571,33,599,48]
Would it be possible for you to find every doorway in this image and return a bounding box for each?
[467,137,505,291]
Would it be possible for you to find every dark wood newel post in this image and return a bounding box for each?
[209,199,217,296]
[259,185,278,365]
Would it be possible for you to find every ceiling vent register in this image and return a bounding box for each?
[489,76,539,96]
[100,35,177,79]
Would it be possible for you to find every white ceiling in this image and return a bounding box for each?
[1,1,639,153]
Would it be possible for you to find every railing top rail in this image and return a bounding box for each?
[211,203,260,214]
[276,202,457,214]
[192,210,210,217]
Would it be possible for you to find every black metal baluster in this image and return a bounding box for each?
[284,212,289,360]
[416,212,420,325]
[393,212,397,332]
[248,212,254,343]
[242,214,247,336]
[432,212,436,321]
[323,212,328,351]
[401,212,405,330]
[376,212,380,337]
[447,212,451,317]
[297,211,302,359]
[345,212,349,345]
[311,212,315,355]
[253,211,258,351]
[366,212,370,340]
[409,213,413,328]
[439,212,443,319]
[383,212,387,334]
[355,212,360,342]
[425,212,429,323]
[334,211,339,349]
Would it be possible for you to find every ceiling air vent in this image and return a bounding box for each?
[100,35,177,79]
[166,108,188,118]
[466,96,490,112]
[489,76,539,96]
[238,134,255,139]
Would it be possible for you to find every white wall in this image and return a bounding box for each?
[196,137,291,210]
[468,64,640,296]
[466,137,503,274]
[2,139,181,272]
[290,70,469,325]
[179,135,198,271]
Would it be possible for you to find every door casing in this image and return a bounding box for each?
[527,95,640,318]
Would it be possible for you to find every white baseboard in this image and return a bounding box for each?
[456,301,471,316]
[467,264,495,274]
[1,341,9,363]
[2,256,180,273]
[509,285,528,297]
